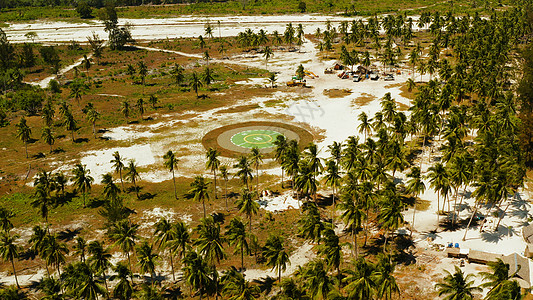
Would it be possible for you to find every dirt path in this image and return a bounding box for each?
[26,53,93,88]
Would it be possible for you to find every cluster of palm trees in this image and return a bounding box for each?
[236,23,305,51]
[437,258,526,300]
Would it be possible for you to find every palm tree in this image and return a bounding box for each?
[299,259,335,299]
[324,160,341,209]
[357,112,372,140]
[125,159,141,199]
[136,97,145,119]
[182,250,210,299]
[343,257,376,299]
[154,218,177,281]
[32,185,53,225]
[163,150,179,200]
[378,189,404,253]
[41,126,55,153]
[188,175,210,218]
[120,101,130,122]
[63,112,77,142]
[263,45,273,70]
[480,258,516,298]
[170,63,185,85]
[273,135,288,188]
[0,232,21,288]
[167,220,190,271]
[108,219,139,274]
[138,61,148,87]
[234,156,253,189]
[194,216,226,266]
[205,148,220,199]
[296,160,318,202]
[225,217,249,270]
[102,173,121,201]
[137,241,159,287]
[436,266,480,300]
[373,254,400,300]
[69,81,87,105]
[222,269,260,300]
[262,235,290,282]
[427,163,450,224]
[406,166,426,236]
[88,240,112,291]
[338,193,364,257]
[249,147,263,197]
[42,234,69,277]
[219,165,230,209]
[72,163,94,207]
[15,117,31,158]
[190,72,203,98]
[111,151,126,191]
[0,207,14,233]
[235,189,260,232]
[110,262,133,300]
[317,228,342,275]
[297,202,325,244]
[42,100,55,127]
[148,94,158,109]
[73,236,87,263]
[86,108,100,137]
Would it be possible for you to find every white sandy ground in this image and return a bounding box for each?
[3,18,530,295]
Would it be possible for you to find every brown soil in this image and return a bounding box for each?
[202,121,313,158]
[352,93,377,107]
[323,88,352,98]
[215,104,260,114]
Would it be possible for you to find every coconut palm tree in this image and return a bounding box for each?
[163,150,179,200]
[262,235,290,282]
[69,81,87,105]
[41,126,55,153]
[72,163,94,207]
[273,135,288,188]
[343,257,376,300]
[73,236,87,263]
[0,207,14,233]
[225,217,249,270]
[138,61,148,87]
[110,262,133,300]
[15,117,31,158]
[108,219,139,274]
[357,112,372,140]
[194,216,226,266]
[234,156,253,190]
[0,231,21,288]
[263,46,273,70]
[154,218,177,281]
[88,240,112,291]
[205,148,220,199]
[102,173,121,202]
[42,234,69,277]
[32,185,53,225]
[235,189,259,232]
[188,175,210,218]
[378,189,404,253]
[190,72,203,98]
[296,160,318,202]
[170,64,185,85]
[86,108,100,137]
[373,254,400,300]
[120,101,130,123]
[338,193,364,257]
[427,162,450,224]
[42,100,55,127]
[480,258,516,298]
[222,269,260,300]
[249,147,263,197]
[297,202,326,244]
[406,166,426,236]
[125,160,141,199]
[167,220,190,270]
[299,259,335,299]
[219,165,230,209]
[182,250,210,300]
[62,112,77,142]
[137,241,159,287]
[111,151,126,192]
[317,228,342,275]
[435,266,480,300]
[136,98,145,119]
[324,160,341,209]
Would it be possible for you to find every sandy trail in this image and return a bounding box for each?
[27,53,93,88]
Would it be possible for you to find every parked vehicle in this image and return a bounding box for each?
[353,74,361,82]
[384,74,394,81]
[370,73,379,80]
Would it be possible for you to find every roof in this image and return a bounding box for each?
[522,223,533,244]
[503,252,530,286]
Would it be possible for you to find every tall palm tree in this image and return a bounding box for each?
[317,228,342,275]
[297,202,326,244]
[219,165,230,208]
[182,250,210,300]
[263,45,273,70]
[262,235,290,282]
[72,163,94,207]
[296,160,318,202]
[0,231,21,288]
[136,97,145,119]
[111,151,126,192]
[125,160,141,199]
[299,259,335,299]
[137,241,159,287]
[163,150,179,200]
[427,163,450,224]
[88,240,112,291]
[42,234,69,277]
[338,193,364,257]
[234,156,253,190]
[73,236,87,263]
[235,189,260,232]
[373,254,400,300]
[86,108,100,138]
[273,135,288,188]
[110,262,133,300]
[32,185,53,225]
[406,166,426,236]
[120,101,130,123]
[225,217,249,270]
[206,148,220,199]
[63,112,77,142]
[15,117,31,158]
[222,269,260,300]
[0,207,14,233]
[167,220,190,271]
[41,126,55,153]
[343,257,376,300]
[42,100,55,127]
[138,61,148,87]
[108,219,139,274]
[190,72,203,98]
[102,173,121,201]
[188,175,210,218]
[378,190,404,253]
[435,266,480,300]
[154,218,177,281]
[357,112,372,140]
[480,258,516,298]
[194,216,226,266]
[249,147,263,198]
[324,160,341,209]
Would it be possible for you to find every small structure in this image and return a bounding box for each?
[332,62,344,70]
[522,223,533,257]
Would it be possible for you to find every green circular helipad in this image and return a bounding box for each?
[231,130,282,149]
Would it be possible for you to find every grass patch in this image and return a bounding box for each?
[323,88,352,98]
[216,104,260,114]
[352,93,377,106]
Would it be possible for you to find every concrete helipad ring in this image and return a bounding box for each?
[202,121,314,157]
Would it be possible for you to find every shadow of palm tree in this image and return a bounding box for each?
[253,276,276,295]
[481,225,516,243]
[57,228,81,242]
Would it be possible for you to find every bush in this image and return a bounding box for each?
[77,1,94,19]
[48,79,61,93]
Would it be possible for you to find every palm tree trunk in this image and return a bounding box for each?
[224,179,228,209]
[241,245,244,271]
[11,259,20,289]
[170,254,175,281]
[436,192,440,226]
[249,214,252,232]
[281,168,284,189]
[495,200,512,231]
[119,170,125,192]
[256,164,259,199]
[172,170,177,200]
[213,170,217,199]
[103,271,108,291]
[411,197,417,238]
[127,251,133,278]
[354,228,359,258]
[202,199,206,218]
[25,142,28,158]
[133,179,139,199]
[452,186,459,228]
[463,202,480,241]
